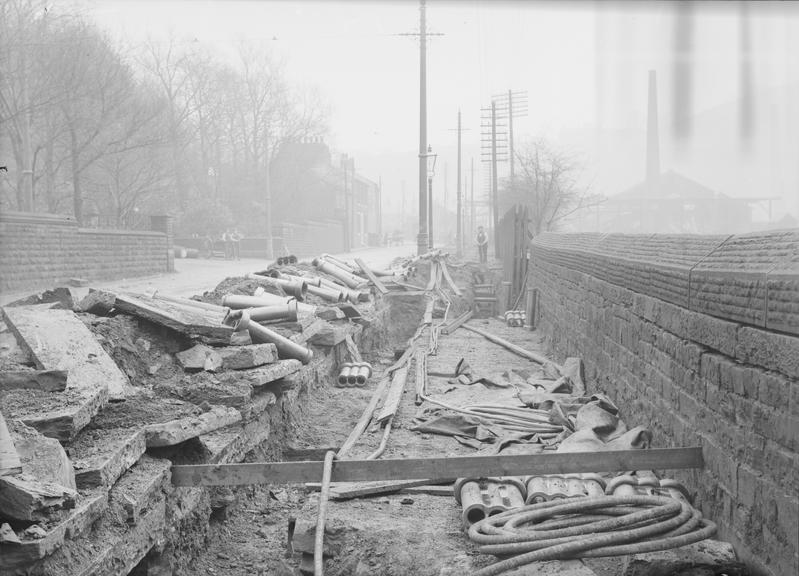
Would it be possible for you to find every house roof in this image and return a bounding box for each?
[615,169,730,201]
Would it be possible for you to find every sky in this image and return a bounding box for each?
[85,0,799,223]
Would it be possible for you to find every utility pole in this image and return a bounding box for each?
[417,0,428,256]
[481,101,508,259]
[400,0,442,255]
[491,101,499,258]
[448,111,470,256]
[456,110,462,256]
[492,90,528,184]
[470,157,475,248]
[264,129,273,259]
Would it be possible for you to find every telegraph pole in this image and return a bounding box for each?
[491,101,499,257]
[470,157,475,247]
[417,0,428,256]
[456,110,462,256]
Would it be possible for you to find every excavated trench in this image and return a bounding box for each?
[117,286,432,576]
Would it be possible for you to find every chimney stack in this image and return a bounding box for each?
[647,70,661,184]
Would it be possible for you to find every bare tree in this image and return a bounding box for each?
[504,139,602,236]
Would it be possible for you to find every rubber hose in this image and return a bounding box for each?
[468,495,716,576]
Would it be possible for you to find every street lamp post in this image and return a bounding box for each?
[426,145,437,250]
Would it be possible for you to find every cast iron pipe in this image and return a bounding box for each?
[230,310,313,364]
[312,258,365,289]
[320,253,357,274]
[247,273,308,301]
[307,284,345,302]
[225,301,298,324]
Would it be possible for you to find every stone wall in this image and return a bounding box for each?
[0,211,172,292]
[529,231,798,576]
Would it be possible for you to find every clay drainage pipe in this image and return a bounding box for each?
[224,300,298,324]
[246,273,308,301]
[307,284,345,303]
[312,258,365,289]
[230,310,313,364]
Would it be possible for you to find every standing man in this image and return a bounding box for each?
[231,228,243,260]
[222,229,232,260]
[476,225,488,264]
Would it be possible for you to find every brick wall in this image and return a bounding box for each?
[529,231,798,576]
[0,212,171,292]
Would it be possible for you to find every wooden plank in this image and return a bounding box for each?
[336,376,391,458]
[375,365,409,423]
[414,349,427,406]
[462,323,558,369]
[0,412,22,476]
[442,310,473,335]
[305,478,442,500]
[425,261,438,292]
[355,258,389,295]
[0,369,68,392]
[439,261,462,296]
[113,293,233,345]
[422,299,434,325]
[171,447,705,487]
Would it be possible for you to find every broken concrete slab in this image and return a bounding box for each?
[24,458,170,576]
[175,344,223,373]
[9,419,75,489]
[218,343,278,370]
[0,489,107,570]
[0,369,68,392]
[75,289,117,315]
[113,292,233,345]
[238,359,303,388]
[6,287,82,310]
[0,411,22,476]
[620,539,744,576]
[308,323,349,347]
[109,454,171,525]
[69,426,146,489]
[3,305,131,405]
[0,474,77,522]
[291,517,356,557]
[144,405,242,447]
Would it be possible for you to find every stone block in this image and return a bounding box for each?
[736,327,799,379]
[218,343,278,370]
[175,344,222,373]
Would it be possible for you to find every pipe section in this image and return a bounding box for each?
[307,284,345,302]
[454,477,527,526]
[225,301,298,324]
[313,258,366,289]
[231,310,313,364]
[247,273,308,301]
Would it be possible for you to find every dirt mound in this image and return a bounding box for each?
[82,313,185,391]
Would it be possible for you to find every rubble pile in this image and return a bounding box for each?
[0,253,400,576]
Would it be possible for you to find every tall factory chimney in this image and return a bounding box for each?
[647,70,661,184]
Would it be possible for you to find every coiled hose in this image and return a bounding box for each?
[468,494,716,576]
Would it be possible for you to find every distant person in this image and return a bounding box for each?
[476,226,488,264]
[203,234,214,259]
[231,228,242,260]
[223,229,232,260]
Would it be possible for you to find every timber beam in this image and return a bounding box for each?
[170,447,704,487]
